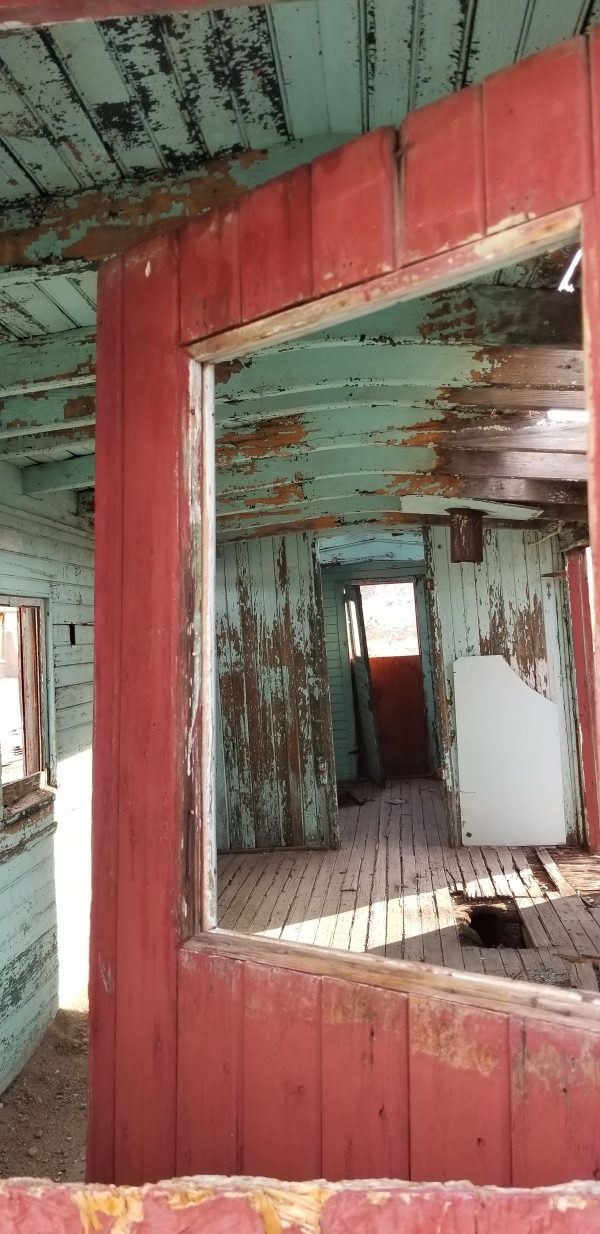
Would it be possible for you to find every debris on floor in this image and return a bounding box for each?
[0,1010,87,1181]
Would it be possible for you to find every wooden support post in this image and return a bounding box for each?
[450,510,484,563]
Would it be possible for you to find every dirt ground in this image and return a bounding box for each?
[0,1010,87,1181]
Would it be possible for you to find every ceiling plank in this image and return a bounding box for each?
[0,137,347,268]
[0,425,95,457]
[0,331,94,398]
[440,448,588,482]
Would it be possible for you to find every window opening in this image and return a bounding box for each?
[0,603,44,789]
[360,582,419,658]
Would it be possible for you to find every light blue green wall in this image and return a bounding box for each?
[426,526,583,846]
[0,460,94,1090]
[216,533,337,853]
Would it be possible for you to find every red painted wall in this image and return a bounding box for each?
[90,32,600,1189]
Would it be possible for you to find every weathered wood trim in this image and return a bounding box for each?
[184,931,600,1030]
[199,364,216,932]
[188,206,582,362]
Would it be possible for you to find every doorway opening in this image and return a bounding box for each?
[362,582,429,779]
[344,581,430,783]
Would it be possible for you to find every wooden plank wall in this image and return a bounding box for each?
[0,798,56,1093]
[427,526,582,845]
[178,943,600,1186]
[0,470,94,1084]
[216,533,338,851]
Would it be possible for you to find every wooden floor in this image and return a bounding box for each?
[217,778,600,990]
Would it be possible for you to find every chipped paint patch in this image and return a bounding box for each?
[410,998,499,1078]
[71,1187,144,1234]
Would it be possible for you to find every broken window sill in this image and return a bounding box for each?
[1,787,56,863]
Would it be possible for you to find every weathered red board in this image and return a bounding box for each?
[90,31,600,1190]
[4,1177,600,1234]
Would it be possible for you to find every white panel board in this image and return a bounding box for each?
[454,655,566,846]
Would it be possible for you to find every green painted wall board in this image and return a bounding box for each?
[216,532,338,853]
[426,527,584,846]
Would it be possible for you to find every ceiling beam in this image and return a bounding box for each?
[0,138,347,269]
[22,454,95,494]
[0,0,301,28]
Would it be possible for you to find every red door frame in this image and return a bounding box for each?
[89,34,600,1186]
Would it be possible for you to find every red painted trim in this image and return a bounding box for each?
[0,0,295,29]
[87,256,123,1184]
[567,550,600,852]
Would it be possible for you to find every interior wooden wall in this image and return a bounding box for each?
[215,533,338,851]
[427,526,583,845]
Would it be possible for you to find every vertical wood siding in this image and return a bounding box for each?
[178,941,600,1186]
[216,533,337,852]
[0,484,94,1086]
[427,527,583,845]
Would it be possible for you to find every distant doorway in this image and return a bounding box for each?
[345,581,430,780]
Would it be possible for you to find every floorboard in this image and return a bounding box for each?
[217,779,600,991]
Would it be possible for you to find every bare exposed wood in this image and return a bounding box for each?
[441,449,588,482]
[443,419,587,453]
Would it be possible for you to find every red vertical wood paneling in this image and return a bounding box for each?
[112,233,190,1185]
[311,129,400,297]
[180,205,241,343]
[242,964,322,1179]
[321,979,409,1181]
[510,1018,600,1186]
[585,39,600,824]
[566,550,599,851]
[483,38,592,232]
[408,995,511,1185]
[400,86,485,264]
[87,255,123,1185]
[176,949,243,1176]
[239,168,312,322]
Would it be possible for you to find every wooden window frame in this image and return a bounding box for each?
[0,592,54,818]
[193,209,584,935]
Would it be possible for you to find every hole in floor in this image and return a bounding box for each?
[455,899,529,949]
